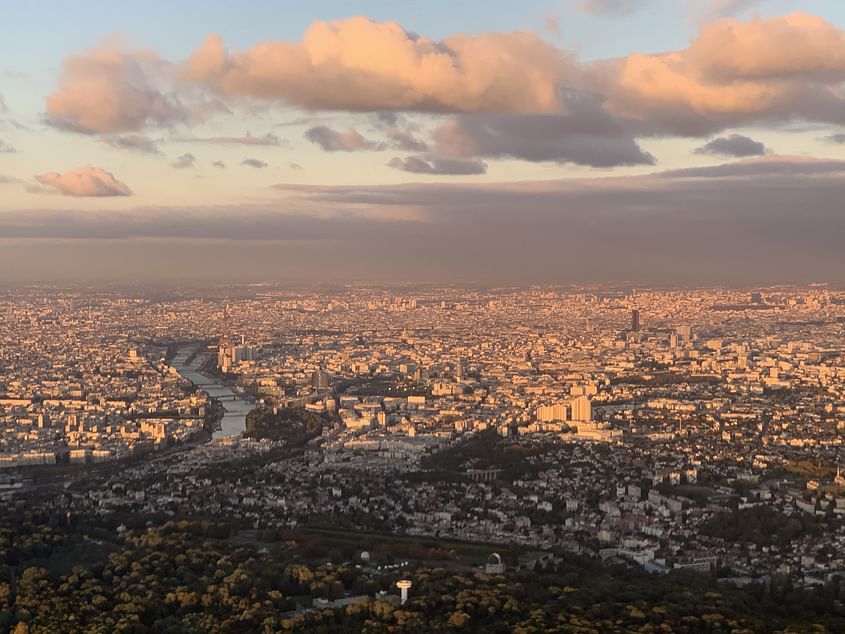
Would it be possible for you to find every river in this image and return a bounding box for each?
[169,345,254,439]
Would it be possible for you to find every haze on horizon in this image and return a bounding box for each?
[1,0,845,284]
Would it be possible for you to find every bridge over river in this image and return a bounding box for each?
[169,345,254,439]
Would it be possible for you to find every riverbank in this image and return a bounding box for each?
[169,344,254,439]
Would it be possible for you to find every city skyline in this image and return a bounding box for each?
[2,282,845,632]
[3,4,845,630]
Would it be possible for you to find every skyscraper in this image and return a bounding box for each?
[631,308,640,333]
[217,303,235,372]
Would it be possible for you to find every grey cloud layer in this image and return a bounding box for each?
[433,94,655,167]
[5,158,845,283]
[664,156,845,178]
[301,93,653,169]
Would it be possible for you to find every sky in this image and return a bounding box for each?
[1,0,844,284]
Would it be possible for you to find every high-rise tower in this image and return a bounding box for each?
[631,308,641,333]
[218,302,235,372]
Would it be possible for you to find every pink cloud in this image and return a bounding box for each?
[44,44,230,134]
[46,47,187,134]
[183,17,574,113]
[35,165,132,197]
[43,13,845,143]
[600,12,845,134]
[688,12,845,81]
[182,12,845,135]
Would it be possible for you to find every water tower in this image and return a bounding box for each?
[396,579,412,605]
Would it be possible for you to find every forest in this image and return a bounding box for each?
[242,408,330,446]
[2,519,845,633]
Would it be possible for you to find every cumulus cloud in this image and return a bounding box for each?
[42,12,845,155]
[304,126,378,152]
[687,12,845,81]
[241,158,268,168]
[434,93,655,167]
[602,13,845,135]
[182,17,574,113]
[387,156,487,175]
[173,153,196,168]
[46,46,189,134]
[186,13,845,137]
[693,133,768,157]
[34,165,132,197]
[103,134,161,154]
[177,132,281,146]
[0,139,17,153]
